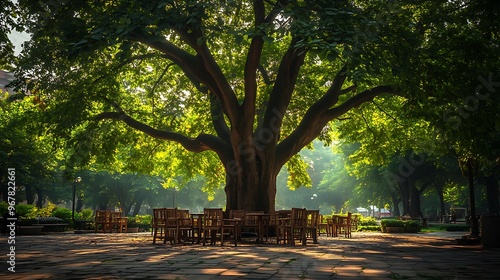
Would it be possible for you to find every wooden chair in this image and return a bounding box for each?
[176,209,194,244]
[95,210,111,233]
[336,212,352,238]
[328,215,343,237]
[163,208,179,244]
[269,210,289,239]
[203,208,224,246]
[203,208,239,246]
[152,208,166,244]
[277,208,307,245]
[318,214,330,236]
[351,214,359,231]
[305,210,320,244]
[152,208,178,244]
[110,211,126,233]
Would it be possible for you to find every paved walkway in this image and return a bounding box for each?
[1,231,499,279]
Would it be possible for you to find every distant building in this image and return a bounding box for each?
[0,70,15,95]
[357,206,392,218]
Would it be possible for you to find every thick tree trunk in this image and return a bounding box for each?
[224,148,277,213]
[25,185,35,205]
[36,189,44,208]
[398,183,410,215]
[408,179,422,217]
[225,171,277,213]
[466,159,479,237]
[435,184,446,222]
[390,192,401,217]
[132,199,143,216]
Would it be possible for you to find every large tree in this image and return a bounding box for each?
[12,0,490,212]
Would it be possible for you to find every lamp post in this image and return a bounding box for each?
[71,177,82,222]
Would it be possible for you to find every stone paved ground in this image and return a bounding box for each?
[1,231,499,279]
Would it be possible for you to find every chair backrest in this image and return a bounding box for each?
[95,210,110,223]
[291,208,307,227]
[177,209,192,227]
[153,208,177,227]
[164,208,178,227]
[306,210,320,227]
[153,208,165,226]
[203,208,223,227]
[110,211,122,222]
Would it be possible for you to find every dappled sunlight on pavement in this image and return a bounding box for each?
[1,231,498,279]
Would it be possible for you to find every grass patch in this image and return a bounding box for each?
[423,223,470,232]
[357,225,381,232]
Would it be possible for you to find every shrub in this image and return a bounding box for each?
[358,216,378,226]
[358,225,382,232]
[404,220,421,227]
[404,220,421,232]
[443,224,470,232]
[128,214,152,231]
[15,204,38,219]
[380,219,405,227]
[52,207,73,222]
[75,209,94,221]
[38,202,57,217]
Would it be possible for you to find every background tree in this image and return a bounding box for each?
[0,93,64,205]
[0,0,17,69]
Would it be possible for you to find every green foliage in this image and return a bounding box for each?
[15,204,38,219]
[285,154,313,190]
[405,220,421,228]
[404,220,421,232]
[75,209,94,221]
[128,214,152,231]
[52,207,73,222]
[37,202,57,217]
[357,215,378,227]
[0,201,8,216]
[380,219,405,227]
[357,225,381,232]
[426,224,469,232]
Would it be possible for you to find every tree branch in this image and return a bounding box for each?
[242,0,266,133]
[209,92,231,143]
[94,110,230,161]
[307,65,348,113]
[130,29,241,129]
[275,85,398,169]
[325,86,398,119]
[261,37,307,145]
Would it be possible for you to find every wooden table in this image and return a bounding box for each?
[245,213,270,243]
